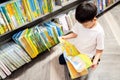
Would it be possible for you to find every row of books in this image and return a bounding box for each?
[0,0,54,35]
[0,9,75,79]
[93,0,119,13]
[0,42,31,79]
[53,10,77,33]
[12,21,63,59]
[0,0,76,35]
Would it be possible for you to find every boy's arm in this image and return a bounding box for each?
[61,32,77,39]
[91,49,103,69]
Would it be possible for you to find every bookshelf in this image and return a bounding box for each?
[0,0,120,79]
[0,0,85,45]
[97,0,120,17]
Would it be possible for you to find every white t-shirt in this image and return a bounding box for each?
[69,21,104,58]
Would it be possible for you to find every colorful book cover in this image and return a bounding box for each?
[50,21,63,36]
[12,2,23,26]
[26,28,39,57]
[37,0,44,14]
[0,24,5,35]
[33,27,47,52]
[20,29,37,58]
[33,0,41,16]
[30,28,42,53]
[35,26,50,51]
[14,1,25,24]
[47,0,53,12]
[39,27,52,48]
[66,61,88,79]
[42,27,54,47]
[59,39,92,79]
[1,6,15,30]
[44,22,59,44]
[54,22,64,36]
[0,11,8,33]
[28,0,38,18]
[42,0,49,14]
[22,0,33,21]
[6,3,19,28]
[66,55,86,73]
[18,29,36,58]
[12,31,23,46]
[16,0,27,22]
[0,7,11,31]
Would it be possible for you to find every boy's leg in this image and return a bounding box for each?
[59,54,66,65]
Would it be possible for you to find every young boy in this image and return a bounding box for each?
[59,1,104,79]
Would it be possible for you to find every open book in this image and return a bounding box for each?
[59,38,92,79]
[64,52,92,79]
[66,55,86,73]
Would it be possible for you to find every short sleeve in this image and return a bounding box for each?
[96,32,105,50]
[71,26,77,33]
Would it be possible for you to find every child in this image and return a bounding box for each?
[59,1,104,80]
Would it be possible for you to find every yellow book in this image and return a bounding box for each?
[0,8,11,31]
[29,0,38,18]
[22,0,33,21]
[26,0,34,18]
[33,0,41,16]
[66,61,88,79]
[12,3,23,26]
[0,12,8,33]
[1,6,15,30]
[0,24,5,35]
[6,3,19,28]
[25,29,39,57]
[44,28,55,46]
[60,39,92,79]
[43,0,49,14]
[37,27,50,51]
[19,29,36,58]
[60,39,80,56]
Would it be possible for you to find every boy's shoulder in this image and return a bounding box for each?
[92,22,104,33]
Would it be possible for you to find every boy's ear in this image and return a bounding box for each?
[92,17,97,22]
[94,17,97,21]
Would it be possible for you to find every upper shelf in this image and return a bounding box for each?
[0,0,85,45]
[0,0,119,45]
[97,0,120,17]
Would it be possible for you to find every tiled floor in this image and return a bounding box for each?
[6,3,120,80]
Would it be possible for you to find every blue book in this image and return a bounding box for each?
[15,0,25,23]
[37,0,43,14]
[28,0,36,12]
[49,21,63,36]
[12,31,23,46]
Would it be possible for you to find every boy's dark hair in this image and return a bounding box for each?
[75,1,97,23]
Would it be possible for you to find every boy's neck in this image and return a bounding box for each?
[82,21,97,29]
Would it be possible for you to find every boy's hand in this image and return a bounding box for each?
[61,36,66,39]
